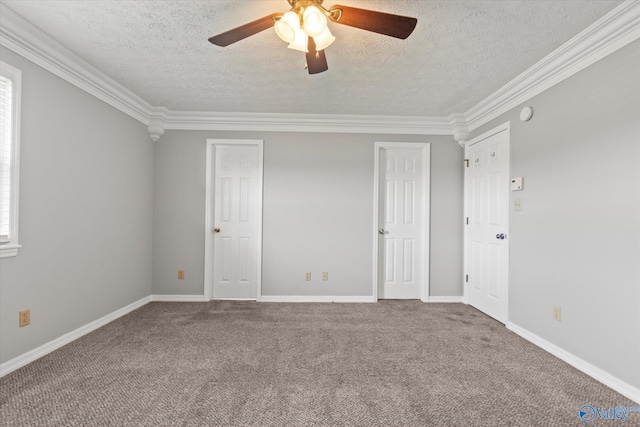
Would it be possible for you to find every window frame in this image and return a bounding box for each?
[0,61,22,258]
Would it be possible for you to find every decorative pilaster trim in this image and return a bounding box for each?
[147,109,166,142]
[449,113,470,147]
[147,125,164,142]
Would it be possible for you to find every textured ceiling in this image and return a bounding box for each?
[1,0,623,116]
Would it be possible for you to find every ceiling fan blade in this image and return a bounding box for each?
[306,37,329,75]
[329,5,417,39]
[208,13,281,47]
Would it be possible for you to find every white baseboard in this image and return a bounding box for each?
[507,322,640,404]
[428,296,464,303]
[0,295,151,378]
[151,295,463,303]
[259,296,463,303]
[150,294,207,302]
[259,295,377,303]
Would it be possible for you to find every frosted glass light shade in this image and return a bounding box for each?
[313,27,335,51]
[303,6,327,37]
[288,28,308,52]
[275,11,300,43]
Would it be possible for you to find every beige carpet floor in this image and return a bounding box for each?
[0,301,635,426]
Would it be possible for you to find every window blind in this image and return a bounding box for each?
[0,74,12,243]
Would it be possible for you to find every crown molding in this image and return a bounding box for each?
[1,1,638,141]
[149,107,452,136]
[0,4,152,125]
[463,0,640,132]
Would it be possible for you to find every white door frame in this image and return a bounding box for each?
[462,122,510,317]
[204,139,264,301]
[373,142,431,302]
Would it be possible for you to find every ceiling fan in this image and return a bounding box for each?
[208,0,418,74]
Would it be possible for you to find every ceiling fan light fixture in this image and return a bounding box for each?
[208,2,418,75]
[303,5,327,37]
[274,11,300,43]
[313,27,335,51]
[288,27,309,52]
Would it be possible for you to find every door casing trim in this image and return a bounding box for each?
[204,139,264,301]
[373,142,431,302]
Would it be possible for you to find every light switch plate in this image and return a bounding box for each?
[511,177,524,191]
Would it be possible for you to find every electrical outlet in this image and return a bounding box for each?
[19,309,30,327]
[305,272,311,281]
[552,305,561,321]
[178,269,185,280]
[322,272,328,281]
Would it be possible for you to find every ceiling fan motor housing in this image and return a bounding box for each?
[283,0,342,31]
[288,0,325,9]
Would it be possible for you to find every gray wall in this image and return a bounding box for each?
[152,131,463,298]
[0,48,154,364]
[468,40,640,389]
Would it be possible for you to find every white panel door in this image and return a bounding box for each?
[465,126,510,323]
[379,148,425,299]
[212,145,259,299]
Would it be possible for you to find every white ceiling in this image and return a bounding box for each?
[1,0,623,117]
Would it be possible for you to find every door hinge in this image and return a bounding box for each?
[464,159,469,168]
[465,274,469,283]
[466,217,469,225]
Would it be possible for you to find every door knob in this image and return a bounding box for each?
[496,233,505,240]
[378,229,385,235]
[214,228,220,233]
